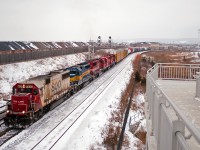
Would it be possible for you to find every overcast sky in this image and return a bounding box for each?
[0,0,200,41]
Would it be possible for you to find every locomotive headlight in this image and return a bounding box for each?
[6,110,9,113]
[22,111,25,114]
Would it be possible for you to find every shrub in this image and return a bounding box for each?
[135,71,141,82]
[150,60,155,66]
[141,57,146,62]
[141,77,146,85]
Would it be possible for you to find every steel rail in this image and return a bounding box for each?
[0,129,22,146]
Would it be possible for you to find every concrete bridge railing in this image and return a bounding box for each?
[146,63,200,150]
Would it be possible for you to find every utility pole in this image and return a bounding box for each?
[88,45,94,60]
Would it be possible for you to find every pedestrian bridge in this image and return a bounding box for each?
[146,63,200,150]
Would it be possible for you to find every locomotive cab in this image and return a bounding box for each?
[11,84,40,113]
[5,83,42,127]
[100,57,109,71]
[108,54,115,66]
[66,67,82,85]
[66,62,92,86]
[88,59,100,77]
[69,68,81,78]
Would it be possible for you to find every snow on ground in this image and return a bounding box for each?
[52,42,62,48]
[14,42,25,50]
[29,43,38,49]
[0,53,87,98]
[191,52,200,62]
[72,42,79,47]
[125,94,146,149]
[129,94,146,132]
[8,45,15,50]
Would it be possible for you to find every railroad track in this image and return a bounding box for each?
[0,119,4,127]
[30,57,132,150]
[0,111,21,147]
[0,128,22,146]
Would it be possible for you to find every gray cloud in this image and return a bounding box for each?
[0,0,200,41]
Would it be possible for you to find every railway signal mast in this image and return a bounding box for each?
[88,45,94,60]
[97,36,101,46]
[108,36,112,48]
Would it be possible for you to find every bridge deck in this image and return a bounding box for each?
[156,80,200,149]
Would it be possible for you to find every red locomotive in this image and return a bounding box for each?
[88,59,101,78]
[5,70,72,127]
[107,54,115,67]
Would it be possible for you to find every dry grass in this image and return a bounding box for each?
[142,50,200,79]
[135,131,147,144]
[142,50,200,64]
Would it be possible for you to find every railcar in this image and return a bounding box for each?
[66,62,92,88]
[4,70,71,127]
[99,57,109,72]
[107,54,115,67]
[111,49,128,63]
[88,59,101,78]
[128,47,134,54]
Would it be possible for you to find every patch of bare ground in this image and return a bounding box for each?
[142,49,200,64]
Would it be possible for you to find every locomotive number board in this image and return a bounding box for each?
[18,84,33,88]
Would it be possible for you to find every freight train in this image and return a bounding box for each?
[4,48,140,128]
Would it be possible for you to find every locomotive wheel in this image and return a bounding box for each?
[73,87,76,93]
[44,105,50,113]
[39,109,44,118]
[70,90,74,95]
[79,84,83,89]
[34,112,40,121]
[67,92,71,98]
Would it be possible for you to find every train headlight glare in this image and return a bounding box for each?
[22,111,25,114]
[6,110,9,113]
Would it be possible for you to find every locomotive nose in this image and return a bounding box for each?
[11,94,30,114]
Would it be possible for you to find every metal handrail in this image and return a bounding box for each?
[176,131,191,150]
[149,75,200,144]
[147,63,200,145]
